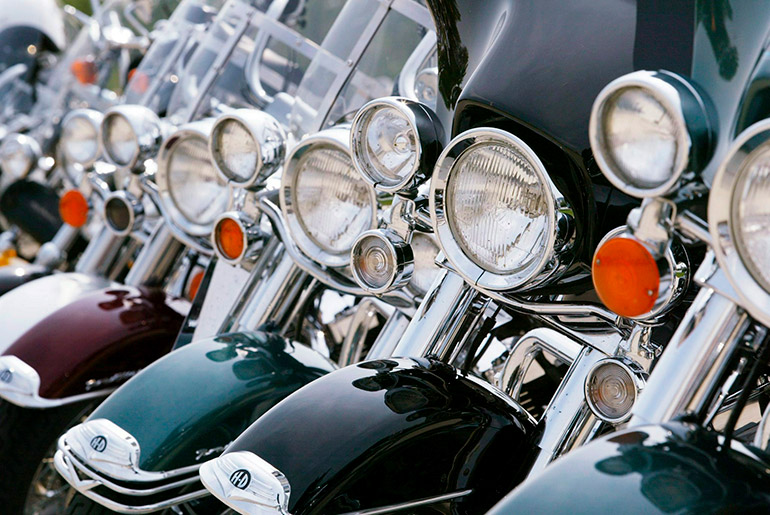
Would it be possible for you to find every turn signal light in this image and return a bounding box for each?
[71,58,97,85]
[215,218,245,261]
[592,236,659,318]
[187,269,205,300]
[59,190,88,228]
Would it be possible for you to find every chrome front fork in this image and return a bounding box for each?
[74,225,133,278]
[33,223,81,268]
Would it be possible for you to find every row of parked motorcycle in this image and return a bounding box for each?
[1,0,770,513]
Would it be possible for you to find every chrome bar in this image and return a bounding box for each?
[74,225,127,276]
[366,310,411,361]
[338,300,381,367]
[34,223,80,268]
[124,224,183,288]
[629,286,748,426]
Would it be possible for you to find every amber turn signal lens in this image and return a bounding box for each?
[215,218,245,261]
[187,269,205,300]
[59,190,89,228]
[71,58,97,85]
[592,237,660,318]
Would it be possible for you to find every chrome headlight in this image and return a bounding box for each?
[210,110,286,188]
[711,120,770,326]
[350,97,444,193]
[281,127,377,267]
[589,70,714,198]
[0,133,41,178]
[60,109,102,168]
[157,121,230,237]
[101,105,164,171]
[431,128,571,291]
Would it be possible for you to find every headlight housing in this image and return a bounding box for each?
[589,70,714,198]
[0,133,41,179]
[431,128,571,291]
[101,105,164,171]
[281,127,377,268]
[156,120,231,237]
[350,97,444,193]
[59,109,102,168]
[210,110,286,188]
[710,120,770,326]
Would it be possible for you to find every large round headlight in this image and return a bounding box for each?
[711,120,770,326]
[431,128,570,290]
[281,127,377,267]
[157,121,230,237]
[589,70,714,198]
[210,110,285,187]
[0,133,40,178]
[350,97,443,193]
[60,109,102,167]
[101,105,164,171]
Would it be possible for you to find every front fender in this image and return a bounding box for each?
[87,332,336,472]
[490,422,770,513]
[206,358,539,514]
[0,283,187,407]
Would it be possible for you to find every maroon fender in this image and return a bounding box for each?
[2,285,189,401]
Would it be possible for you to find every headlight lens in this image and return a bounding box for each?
[358,105,417,186]
[61,116,100,165]
[293,146,373,254]
[211,119,257,183]
[447,142,549,274]
[0,133,40,178]
[733,146,770,291]
[102,113,138,167]
[167,135,229,226]
[601,87,680,190]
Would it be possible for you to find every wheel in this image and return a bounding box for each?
[0,399,96,515]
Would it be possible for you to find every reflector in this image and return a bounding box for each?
[592,237,659,318]
[59,190,88,228]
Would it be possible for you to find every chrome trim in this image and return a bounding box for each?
[100,104,165,171]
[34,223,80,268]
[0,356,112,408]
[211,211,262,266]
[102,190,143,237]
[350,229,414,294]
[0,132,41,178]
[430,127,573,291]
[60,109,104,168]
[397,31,437,105]
[589,70,714,198]
[74,225,128,277]
[350,96,444,193]
[124,223,184,288]
[200,451,290,515]
[341,489,473,515]
[583,357,646,424]
[365,309,411,361]
[209,109,286,188]
[709,119,770,326]
[279,126,377,268]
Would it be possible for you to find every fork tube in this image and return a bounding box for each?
[74,225,127,276]
[124,224,183,287]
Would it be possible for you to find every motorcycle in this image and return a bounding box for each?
[193,1,721,514]
[53,0,440,513]
[490,1,770,511]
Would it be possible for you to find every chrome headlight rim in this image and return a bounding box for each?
[156,120,232,238]
[0,132,41,179]
[60,108,103,168]
[280,127,377,268]
[710,119,770,326]
[430,127,565,291]
[583,357,646,424]
[102,190,144,237]
[209,109,286,189]
[589,70,712,199]
[350,96,444,193]
[100,104,164,172]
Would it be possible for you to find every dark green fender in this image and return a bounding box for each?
[89,331,336,472]
[490,422,770,514]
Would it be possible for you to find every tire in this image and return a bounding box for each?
[0,399,95,514]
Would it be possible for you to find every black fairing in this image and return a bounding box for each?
[225,358,538,514]
[0,179,61,243]
[0,262,50,295]
[490,422,770,513]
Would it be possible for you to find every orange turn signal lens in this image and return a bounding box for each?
[71,58,97,85]
[59,190,89,228]
[592,237,660,318]
[215,218,245,261]
[187,269,205,300]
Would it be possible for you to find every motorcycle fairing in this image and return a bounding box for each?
[0,179,62,244]
[0,283,187,406]
[221,357,539,514]
[490,422,770,513]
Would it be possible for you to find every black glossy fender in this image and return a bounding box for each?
[0,262,50,295]
[490,422,770,514]
[225,358,539,514]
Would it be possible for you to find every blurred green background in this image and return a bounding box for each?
[62,0,93,15]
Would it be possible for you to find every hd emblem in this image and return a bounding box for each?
[0,369,11,383]
[90,435,108,452]
[229,469,251,489]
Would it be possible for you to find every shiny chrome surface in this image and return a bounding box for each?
[341,490,473,515]
[365,309,411,361]
[60,108,104,168]
[124,223,184,288]
[199,450,290,515]
[74,225,129,277]
[0,355,112,408]
[337,299,387,367]
[0,132,41,178]
[350,229,414,294]
[102,190,144,237]
[583,357,647,424]
[211,211,262,266]
[33,223,80,268]
[589,70,715,198]
[100,104,166,171]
